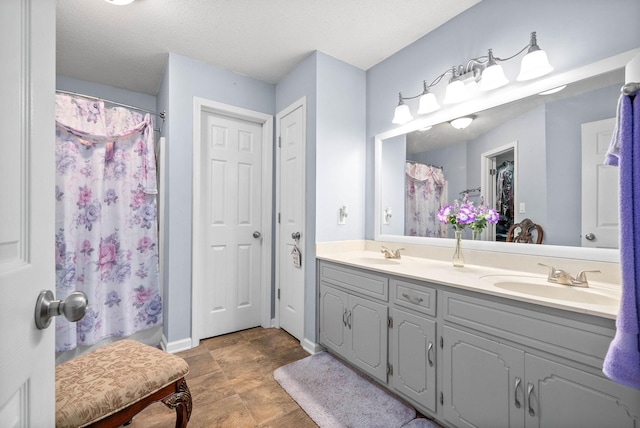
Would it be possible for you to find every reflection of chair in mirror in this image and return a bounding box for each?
[506,218,543,244]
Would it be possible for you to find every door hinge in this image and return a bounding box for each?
[277,288,280,300]
[278,136,281,148]
[387,363,393,376]
[440,336,444,349]
[278,213,281,224]
[388,317,393,328]
[440,392,444,405]
[490,168,497,175]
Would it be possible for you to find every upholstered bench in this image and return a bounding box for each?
[55,339,192,428]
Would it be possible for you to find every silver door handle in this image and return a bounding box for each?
[585,233,595,241]
[253,231,261,239]
[514,377,522,409]
[291,232,301,240]
[402,293,423,305]
[527,382,535,416]
[427,342,434,367]
[35,290,88,330]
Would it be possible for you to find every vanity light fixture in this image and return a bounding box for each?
[450,116,475,130]
[105,0,135,5]
[392,31,553,124]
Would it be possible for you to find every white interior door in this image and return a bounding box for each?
[277,99,306,342]
[196,111,264,339]
[581,118,618,248]
[0,0,56,425]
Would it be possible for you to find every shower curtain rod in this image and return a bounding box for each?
[56,89,166,120]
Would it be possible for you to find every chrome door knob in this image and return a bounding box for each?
[34,290,88,330]
[291,232,301,240]
[253,231,261,239]
[585,233,596,241]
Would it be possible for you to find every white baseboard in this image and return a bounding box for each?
[161,335,193,354]
[301,337,324,354]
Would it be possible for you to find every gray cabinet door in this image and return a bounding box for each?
[524,354,640,428]
[443,325,525,428]
[319,283,349,356]
[391,308,437,412]
[349,294,389,383]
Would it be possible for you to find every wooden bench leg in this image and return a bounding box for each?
[161,378,192,428]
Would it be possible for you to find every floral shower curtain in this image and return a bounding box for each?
[54,94,162,352]
[405,161,447,237]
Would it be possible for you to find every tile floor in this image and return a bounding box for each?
[128,327,317,428]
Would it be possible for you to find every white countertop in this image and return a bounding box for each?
[317,250,620,320]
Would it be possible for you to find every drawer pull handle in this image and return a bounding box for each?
[527,383,535,416]
[346,311,352,329]
[427,342,434,367]
[402,293,424,304]
[514,377,521,409]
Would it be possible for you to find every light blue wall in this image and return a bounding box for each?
[316,51,367,242]
[381,135,406,236]
[366,0,640,238]
[470,106,547,238]
[275,51,366,343]
[545,83,621,246]
[56,75,157,112]
[275,52,318,342]
[160,53,275,343]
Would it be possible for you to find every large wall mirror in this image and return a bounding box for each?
[375,49,639,262]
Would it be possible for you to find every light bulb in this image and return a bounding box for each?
[480,63,509,91]
[417,92,440,114]
[392,103,412,125]
[443,79,467,104]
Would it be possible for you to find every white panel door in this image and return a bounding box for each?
[277,101,305,342]
[581,118,618,248]
[198,112,263,338]
[0,0,56,425]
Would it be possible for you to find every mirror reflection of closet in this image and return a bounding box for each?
[481,143,517,242]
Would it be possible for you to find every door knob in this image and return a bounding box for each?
[34,290,88,330]
[291,232,301,240]
[585,233,596,241]
[253,231,261,239]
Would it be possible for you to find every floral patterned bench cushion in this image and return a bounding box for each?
[55,339,189,428]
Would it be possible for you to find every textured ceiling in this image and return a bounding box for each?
[56,0,479,95]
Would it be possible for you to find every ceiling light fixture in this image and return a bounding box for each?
[538,85,567,95]
[392,31,553,124]
[105,0,135,5]
[450,116,475,130]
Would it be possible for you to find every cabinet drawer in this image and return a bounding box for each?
[392,279,436,317]
[319,262,388,301]
[442,291,615,368]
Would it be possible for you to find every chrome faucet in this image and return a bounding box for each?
[381,246,404,259]
[538,263,600,287]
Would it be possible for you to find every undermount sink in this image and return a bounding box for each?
[481,275,619,307]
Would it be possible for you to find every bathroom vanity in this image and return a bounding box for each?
[316,245,640,428]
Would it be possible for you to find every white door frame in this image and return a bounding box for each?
[191,97,273,347]
[274,96,306,332]
[481,141,518,241]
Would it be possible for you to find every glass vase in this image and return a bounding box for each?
[453,229,464,267]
